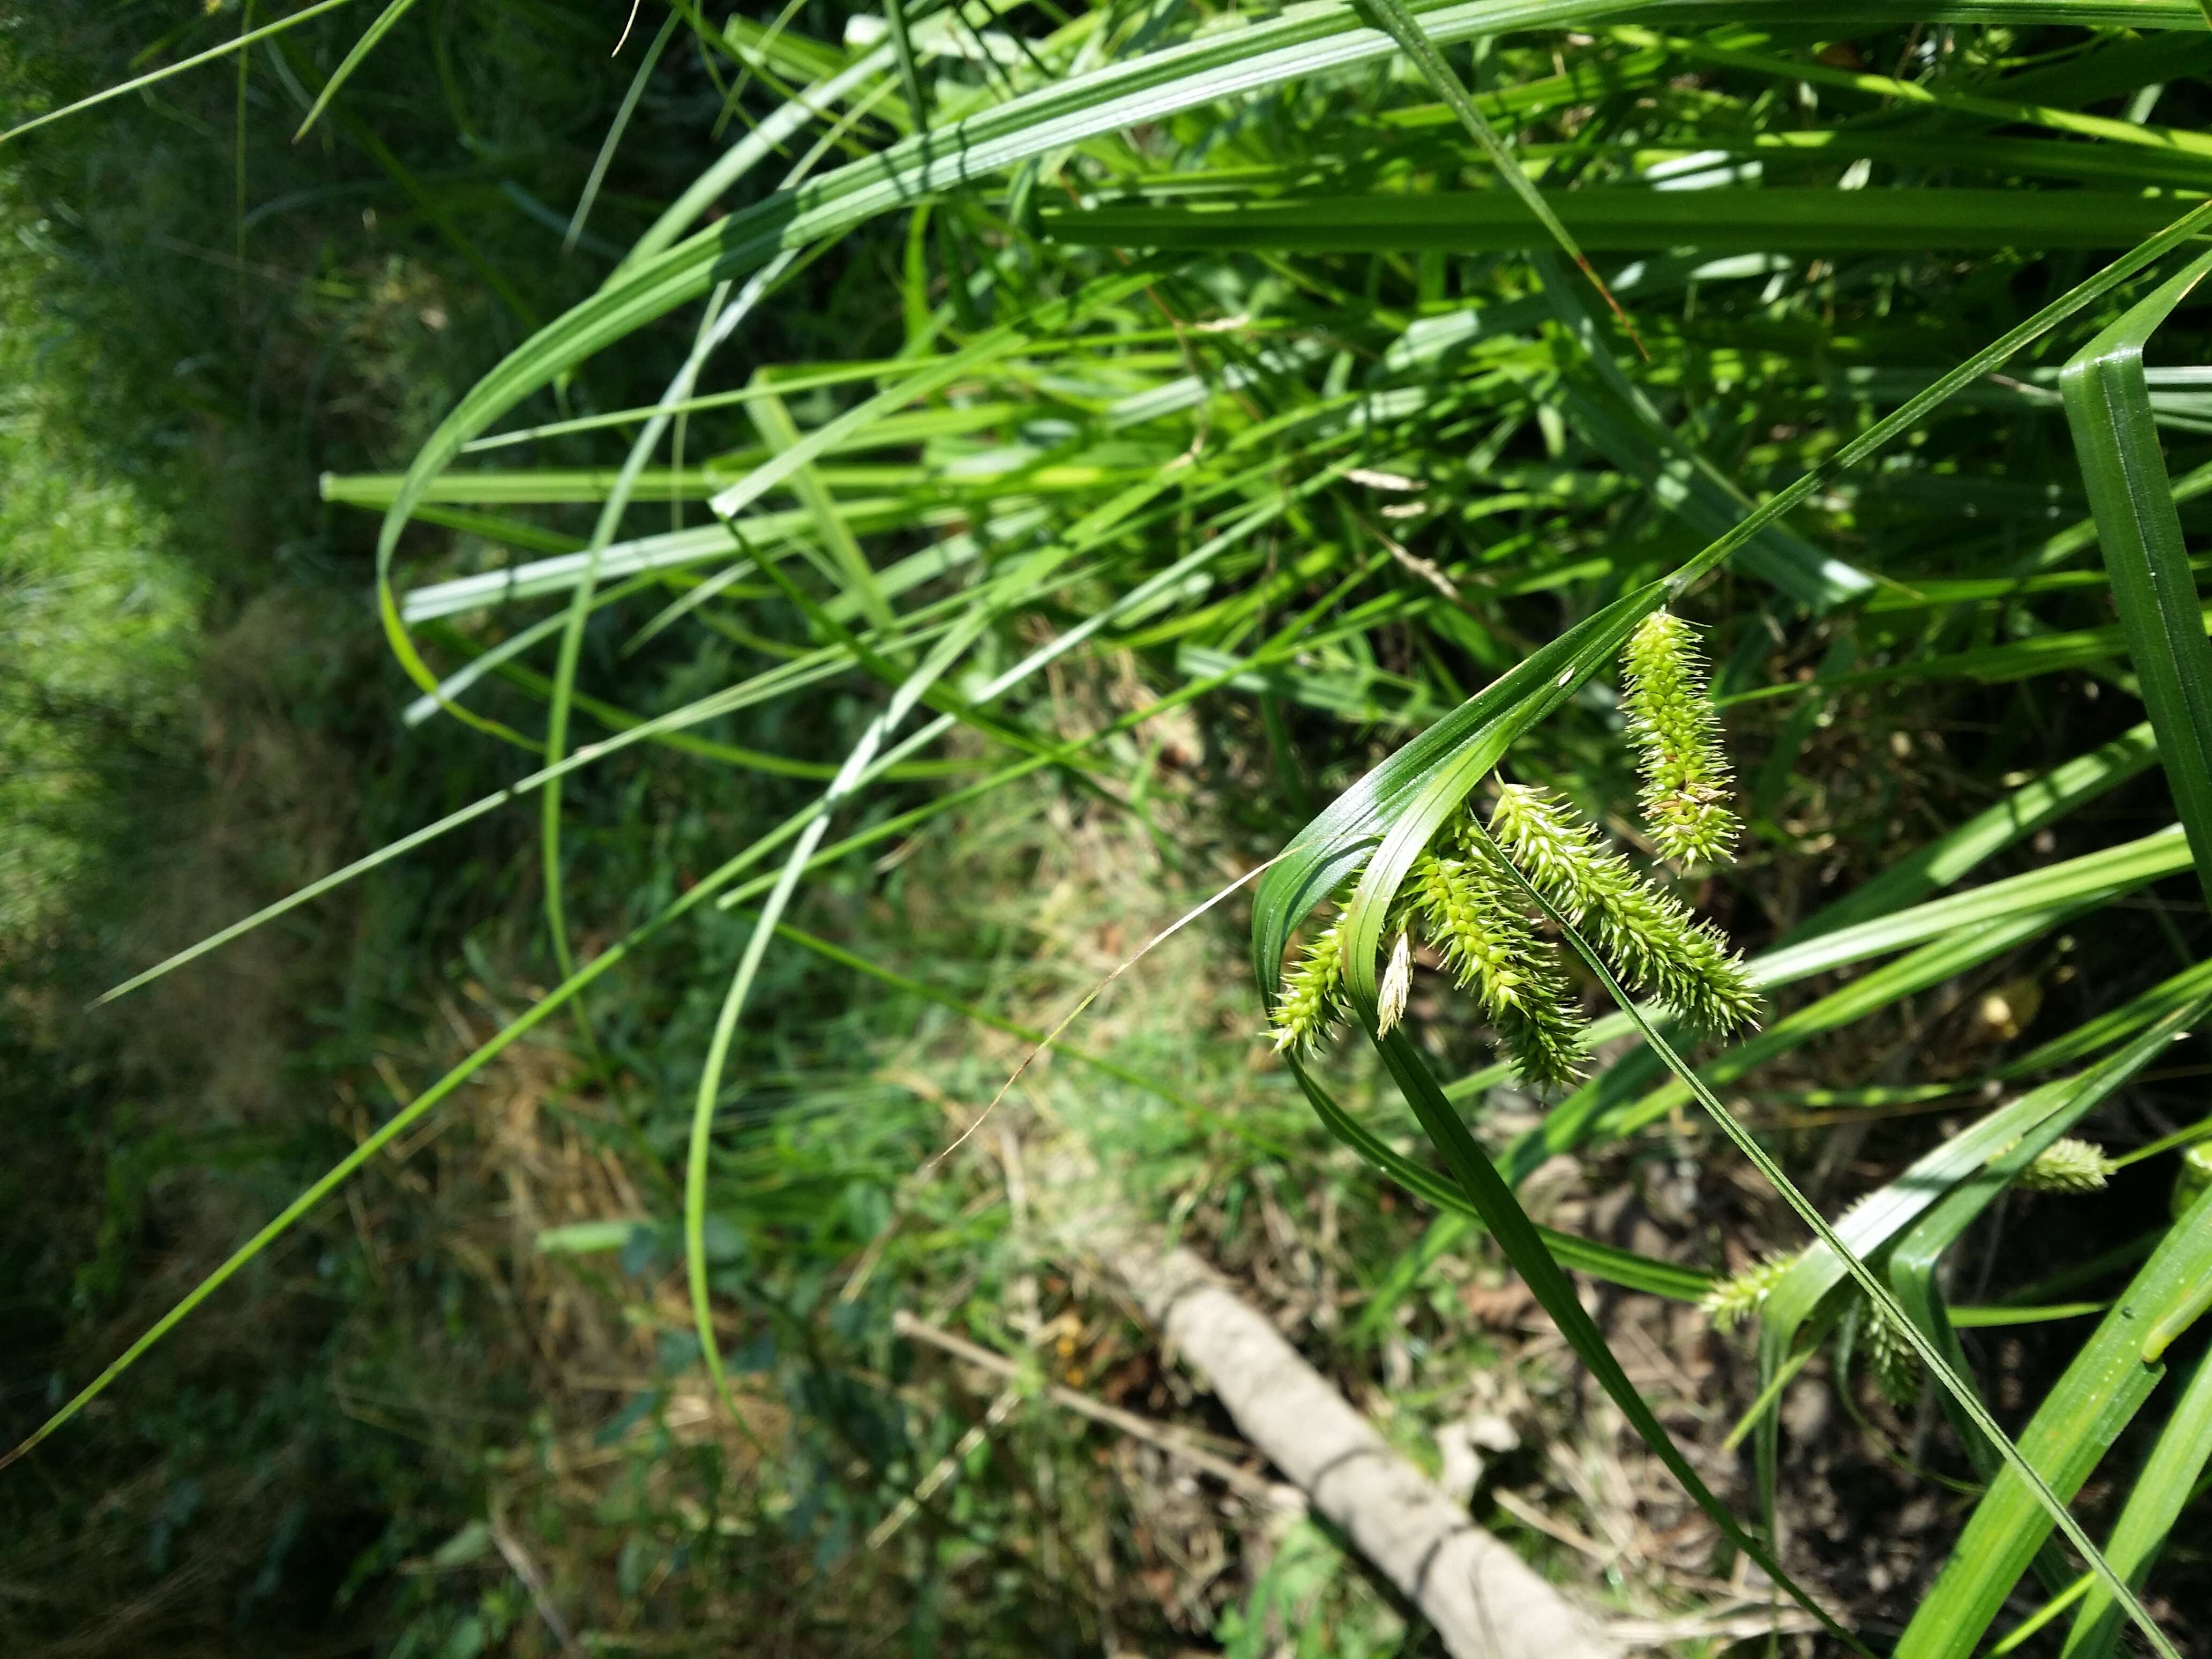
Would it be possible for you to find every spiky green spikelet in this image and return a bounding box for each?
[2018,1137,2114,1194]
[1272,916,1347,1055]
[1700,1251,1797,1329]
[1621,610,1739,867]
[1406,849,1585,1089]
[1860,1300,1923,1410]
[1485,785,1761,1035]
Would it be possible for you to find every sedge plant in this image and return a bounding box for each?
[15,4,2212,1650]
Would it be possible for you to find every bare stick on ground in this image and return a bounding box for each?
[1074,1218,1621,1659]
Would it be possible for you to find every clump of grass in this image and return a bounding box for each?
[28,4,2212,1650]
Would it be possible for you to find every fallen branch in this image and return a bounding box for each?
[1071,1217,1622,1659]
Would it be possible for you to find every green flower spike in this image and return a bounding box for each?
[1272,915,1347,1055]
[1860,1299,1924,1410]
[1486,784,1762,1036]
[1700,1250,1797,1329]
[1406,849,1585,1089]
[1621,610,1740,867]
[2018,1137,2115,1194]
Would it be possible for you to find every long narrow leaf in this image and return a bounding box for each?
[1896,1190,2212,1655]
[0,0,361,146]
[291,0,423,140]
[2062,248,2212,909]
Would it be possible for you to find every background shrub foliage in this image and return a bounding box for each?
[8,0,2212,1653]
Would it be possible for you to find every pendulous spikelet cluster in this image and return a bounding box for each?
[1406,845,1586,1088]
[1700,1252,1795,1329]
[1859,1299,1924,1409]
[1489,784,1761,1036]
[1271,916,1347,1056]
[1703,1246,1924,1411]
[2017,1137,2114,1194]
[1621,610,1740,867]
[1268,607,1759,1085]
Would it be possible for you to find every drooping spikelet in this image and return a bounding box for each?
[1859,1299,1923,1410]
[1700,1251,1797,1329]
[2017,1137,2115,1194]
[1486,785,1761,1036]
[1272,916,1347,1055]
[1621,610,1740,867]
[1405,848,1586,1089]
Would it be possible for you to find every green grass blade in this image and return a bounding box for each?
[1895,1192,2212,1656]
[534,265,787,1019]
[1356,0,1641,347]
[1880,1002,2211,1594]
[565,4,682,252]
[1543,361,1870,608]
[703,269,1156,526]
[1999,954,2212,1078]
[88,659,870,1008]
[1298,1082,1713,1300]
[290,0,423,140]
[882,0,930,133]
[1633,23,2212,161]
[2062,248,2212,910]
[1039,189,2195,255]
[622,38,898,272]
[0,0,362,146]
[684,604,1000,1422]
[746,386,898,633]
[2061,1349,2212,1657]
[1579,905,2106,1153]
[1803,722,2158,936]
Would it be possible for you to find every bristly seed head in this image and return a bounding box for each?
[1407,847,1584,1088]
[1859,1299,1923,1410]
[2017,1136,2114,1194]
[1486,784,1761,1036]
[1275,678,1753,1068]
[1272,915,1347,1055]
[1700,1250,1797,1329]
[1621,610,1739,868]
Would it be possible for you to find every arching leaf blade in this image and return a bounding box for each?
[2062,247,2212,910]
